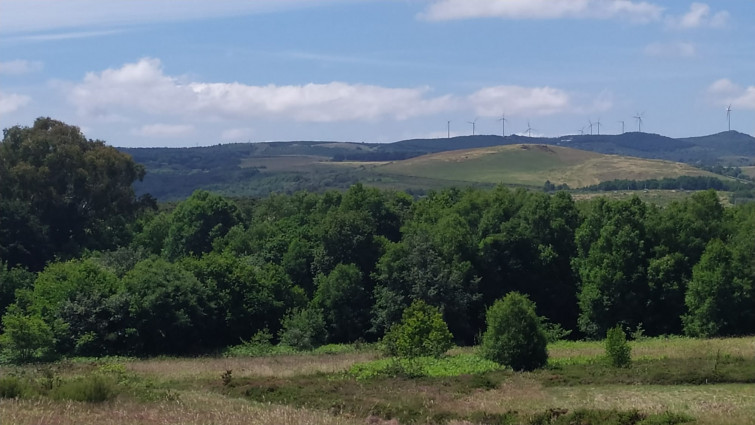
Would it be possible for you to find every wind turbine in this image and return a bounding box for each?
[633,112,644,132]
[525,121,535,138]
[578,126,585,136]
[595,118,601,135]
[447,120,451,138]
[467,118,478,136]
[588,120,594,135]
[619,120,625,134]
[726,104,732,131]
[498,114,507,137]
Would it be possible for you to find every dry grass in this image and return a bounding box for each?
[0,391,361,425]
[548,336,755,362]
[125,351,379,380]
[452,379,755,425]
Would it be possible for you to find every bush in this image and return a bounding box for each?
[0,309,56,363]
[278,308,327,351]
[480,292,548,371]
[0,376,28,398]
[382,300,453,358]
[51,374,117,403]
[605,325,632,368]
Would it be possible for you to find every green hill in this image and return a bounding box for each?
[369,144,722,188]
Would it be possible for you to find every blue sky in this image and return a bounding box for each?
[1,0,753,148]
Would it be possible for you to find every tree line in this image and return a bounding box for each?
[1,119,754,361]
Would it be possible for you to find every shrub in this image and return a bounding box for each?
[480,292,548,371]
[278,308,327,351]
[0,376,27,398]
[0,309,55,363]
[605,325,632,368]
[51,374,117,403]
[382,300,453,358]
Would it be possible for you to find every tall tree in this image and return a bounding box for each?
[0,118,146,270]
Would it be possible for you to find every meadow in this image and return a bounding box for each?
[2,337,754,425]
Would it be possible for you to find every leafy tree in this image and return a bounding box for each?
[382,300,453,358]
[0,263,35,324]
[313,263,369,343]
[0,118,147,270]
[480,292,548,371]
[573,197,650,338]
[605,325,631,368]
[278,307,327,351]
[683,239,748,337]
[122,258,215,354]
[164,190,241,260]
[0,306,55,363]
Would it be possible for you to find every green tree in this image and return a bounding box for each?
[480,292,548,371]
[0,263,35,323]
[0,307,55,363]
[312,263,369,343]
[605,325,631,368]
[164,190,241,260]
[683,239,748,337]
[122,258,215,354]
[382,300,453,358]
[278,307,327,351]
[0,118,147,270]
[573,197,650,338]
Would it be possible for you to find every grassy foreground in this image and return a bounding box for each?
[1,337,754,425]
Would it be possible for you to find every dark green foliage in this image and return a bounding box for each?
[382,300,453,358]
[313,263,369,343]
[480,292,548,371]
[605,325,632,368]
[683,239,752,337]
[122,258,214,354]
[0,117,147,270]
[0,263,34,322]
[165,190,241,259]
[573,197,650,338]
[0,376,27,398]
[278,308,327,351]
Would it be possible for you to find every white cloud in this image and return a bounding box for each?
[0,92,31,114]
[468,86,572,117]
[420,0,664,23]
[0,0,340,35]
[644,42,696,58]
[666,3,729,29]
[707,79,755,110]
[0,60,43,75]
[65,58,456,123]
[133,123,195,138]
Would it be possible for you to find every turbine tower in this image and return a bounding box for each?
[447,120,451,138]
[726,104,732,131]
[578,126,585,136]
[588,120,594,135]
[595,118,601,135]
[525,121,534,138]
[467,118,478,136]
[498,114,507,137]
[633,112,644,132]
[619,120,625,134]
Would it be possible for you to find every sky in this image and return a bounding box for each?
[1,0,754,148]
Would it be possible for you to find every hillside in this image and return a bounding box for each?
[369,144,721,188]
[118,131,754,200]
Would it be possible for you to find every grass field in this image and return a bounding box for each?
[365,144,720,188]
[2,337,755,425]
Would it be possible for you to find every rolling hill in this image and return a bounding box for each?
[364,144,722,188]
[118,131,754,200]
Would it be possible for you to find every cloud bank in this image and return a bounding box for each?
[64,58,606,126]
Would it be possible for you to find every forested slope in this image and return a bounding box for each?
[2,119,755,362]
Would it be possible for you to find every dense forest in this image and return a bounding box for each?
[1,118,755,362]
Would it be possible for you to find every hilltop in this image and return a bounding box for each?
[118,131,754,200]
